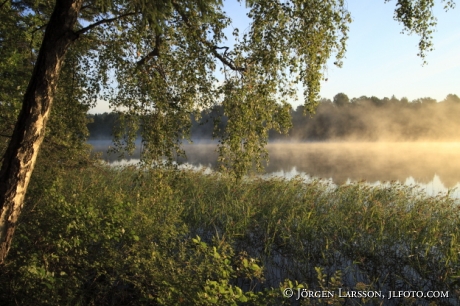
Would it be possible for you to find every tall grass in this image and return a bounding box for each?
[179,172,460,295]
[1,165,459,305]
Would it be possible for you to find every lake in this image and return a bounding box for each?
[88,140,460,198]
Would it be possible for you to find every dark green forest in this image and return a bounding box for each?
[88,93,460,141]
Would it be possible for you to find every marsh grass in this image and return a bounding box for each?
[180,172,460,293]
[1,165,459,305]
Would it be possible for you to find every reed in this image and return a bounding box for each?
[1,165,459,305]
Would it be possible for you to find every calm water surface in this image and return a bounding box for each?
[89,141,460,198]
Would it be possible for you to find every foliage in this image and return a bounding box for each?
[0,166,275,305]
[154,169,460,304]
[332,92,349,107]
[1,0,459,304]
[0,0,92,170]
[66,0,352,177]
[1,0,456,264]
[87,112,119,139]
[6,0,453,177]
[87,93,460,142]
[1,166,460,304]
[0,0,38,154]
[390,0,456,64]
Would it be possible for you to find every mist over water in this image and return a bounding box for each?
[88,140,460,197]
[87,95,460,198]
[267,142,460,186]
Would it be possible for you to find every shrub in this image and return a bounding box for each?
[1,165,459,305]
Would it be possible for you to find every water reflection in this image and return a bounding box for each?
[88,141,460,196]
[265,142,460,188]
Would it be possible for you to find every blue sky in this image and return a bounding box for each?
[224,0,460,106]
[316,0,460,105]
[90,0,459,113]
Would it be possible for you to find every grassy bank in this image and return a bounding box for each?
[1,165,459,305]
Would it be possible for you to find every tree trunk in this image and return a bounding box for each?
[0,0,82,264]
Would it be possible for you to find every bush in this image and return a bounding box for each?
[1,165,459,305]
[0,167,274,305]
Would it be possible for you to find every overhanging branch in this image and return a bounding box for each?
[171,2,246,72]
[75,12,136,36]
[211,46,245,72]
[137,34,162,67]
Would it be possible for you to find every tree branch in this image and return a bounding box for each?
[0,133,11,138]
[0,0,8,10]
[136,34,167,80]
[210,46,245,72]
[171,2,246,72]
[137,34,162,67]
[31,23,48,34]
[75,12,136,36]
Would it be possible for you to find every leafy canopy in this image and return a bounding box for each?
[2,0,454,177]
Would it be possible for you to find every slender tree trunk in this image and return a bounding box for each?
[0,0,82,264]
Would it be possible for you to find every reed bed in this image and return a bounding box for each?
[1,165,459,305]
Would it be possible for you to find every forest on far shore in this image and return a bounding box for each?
[88,93,460,142]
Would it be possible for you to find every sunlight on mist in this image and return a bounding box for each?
[90,140,460,198]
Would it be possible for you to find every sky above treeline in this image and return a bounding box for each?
[316,0,460,107]
[89,0,460,114]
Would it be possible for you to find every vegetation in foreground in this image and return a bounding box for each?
[1,164,459,305]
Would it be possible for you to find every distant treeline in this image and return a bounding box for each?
[87,93,460,141]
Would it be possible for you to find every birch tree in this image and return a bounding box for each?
[0,0,454,263]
